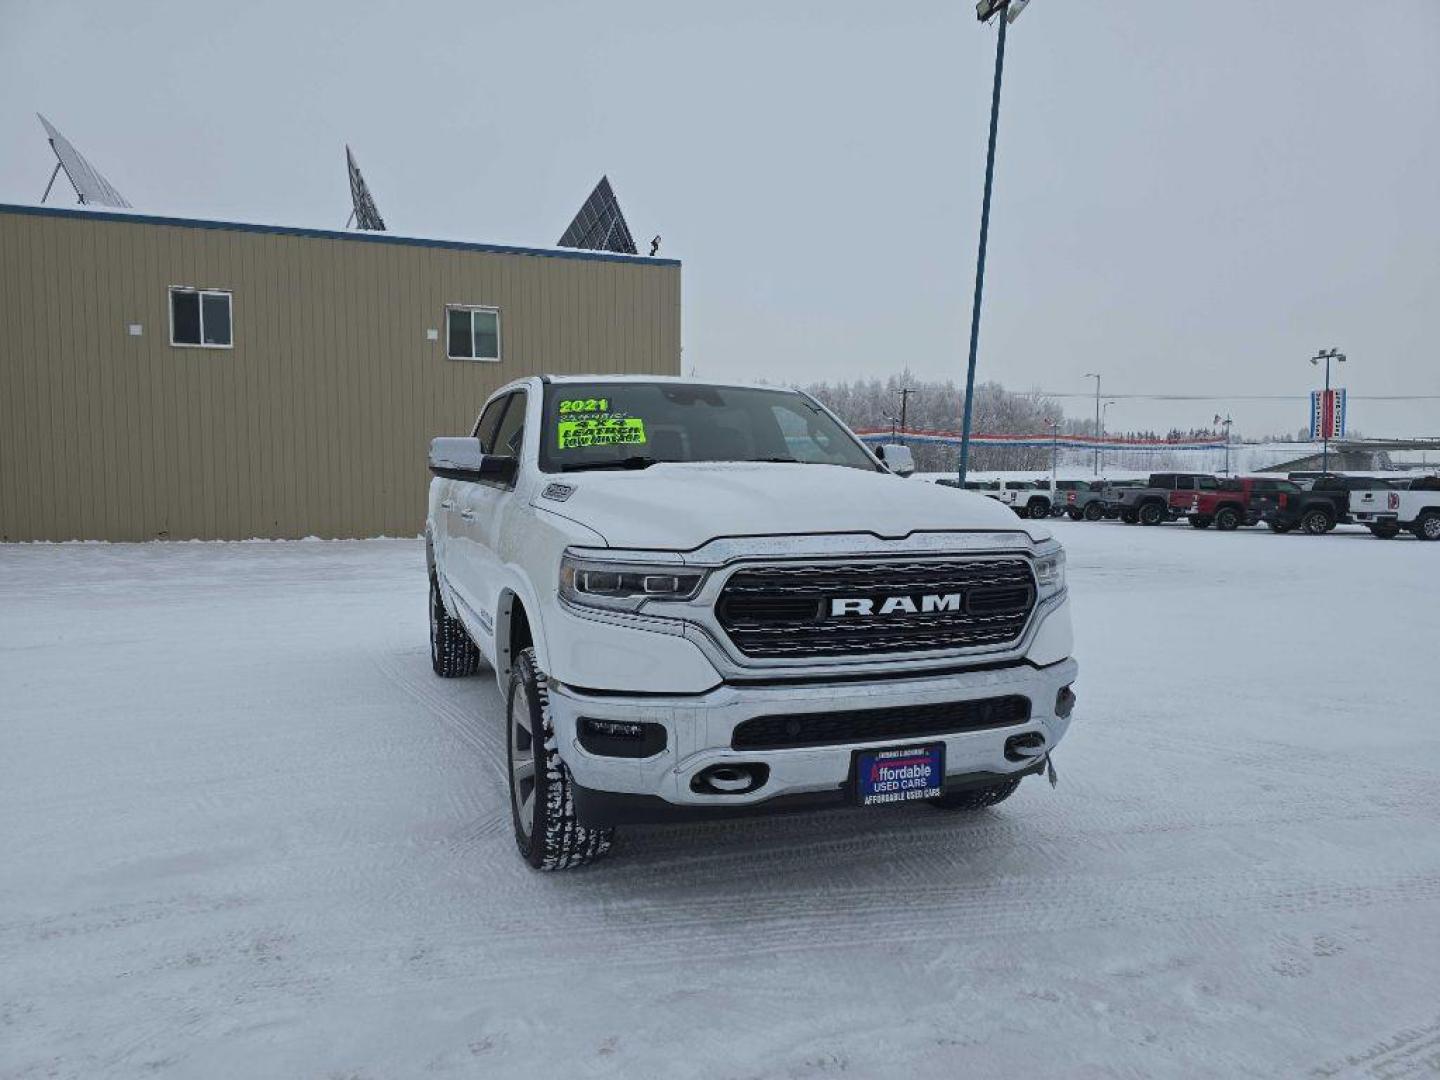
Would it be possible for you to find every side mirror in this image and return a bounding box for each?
[875,443,916,478]
[429,437,518,485]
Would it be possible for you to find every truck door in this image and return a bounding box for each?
[436,393,509,608]
[1172,475,1196,515]
[452,389,528,647]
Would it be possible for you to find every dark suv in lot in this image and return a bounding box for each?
[1113,473,1219,526]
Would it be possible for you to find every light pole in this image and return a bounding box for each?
[1084,372,1101,476]
[1100,399,1115,475]
[1214,413,1234,475]
[893,387,919,441]
[1310,347,1346,476]
[1045,415,1059,485]
[956,0,1032,485]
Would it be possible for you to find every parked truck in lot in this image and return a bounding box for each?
[1349,478,1440,540]
[1184,477,1299,530]
[1113,473,1219,525]
[1255,475,1393,535]
[425,377,1078,869]
[1055,480,1108,521]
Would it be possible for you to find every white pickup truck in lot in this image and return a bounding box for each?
[426,376,1078,869]
[1349,480,1440,540]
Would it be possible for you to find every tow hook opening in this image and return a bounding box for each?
[1004,732,1047,762]
[691,763,769,796]
[1056,685,1076,720]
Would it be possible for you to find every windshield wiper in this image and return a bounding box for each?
[560,456,662,472]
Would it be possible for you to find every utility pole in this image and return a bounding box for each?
[957,0,1033,485]
[1311,348,1346,476]
[1215,413,1234,475]
[1100,399,1115,476]
[1084,373,1101,476]
[1045,415,1059,486]
[893,387,920,441]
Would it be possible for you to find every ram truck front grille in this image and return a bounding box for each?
[732,695,1033,750]
[715,558,1037,659]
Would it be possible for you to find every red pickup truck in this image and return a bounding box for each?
[1184,477,1301,531]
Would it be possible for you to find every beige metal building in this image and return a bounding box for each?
[0,204,681,541]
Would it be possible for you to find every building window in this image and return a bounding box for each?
[170,288,233,348]
[446,305,500,362]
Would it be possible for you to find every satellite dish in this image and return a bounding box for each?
[558,176,637,255]
[345,145,386,231]
[37,113,131,208]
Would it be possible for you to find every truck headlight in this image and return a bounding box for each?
[559,554,705,612]
[1033,543,1066,599]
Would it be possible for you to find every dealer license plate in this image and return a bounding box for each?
[855,744,945,806]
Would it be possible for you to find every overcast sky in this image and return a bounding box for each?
[3,0,1437,438]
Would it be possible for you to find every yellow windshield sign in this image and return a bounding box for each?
[557,416,647,450]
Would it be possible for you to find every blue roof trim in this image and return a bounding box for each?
[0,202,681,268]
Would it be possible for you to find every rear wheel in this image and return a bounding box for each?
[1301,508,1334,535]
[1083,501,1104,521]
[1188,515,1212,529]
[1370,523,1400,539]
[507,647,614,870]
[1413,512,1440,541]
[1214,506,1242,531]
[430,572,480,678]
[930,776,1022,811]
[1138,501,1165,526]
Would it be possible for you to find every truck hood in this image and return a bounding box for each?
[531,463,1050,551]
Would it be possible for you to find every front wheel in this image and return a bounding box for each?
[507,648,614,870]
[1138,502,1165,526]
[930,776,1022,811]
[1084,502,1104,521]
[1028,500,1051,520]
[1214,506,1242,531]
[1301,508,1334,536]
[1413,512,1440,542]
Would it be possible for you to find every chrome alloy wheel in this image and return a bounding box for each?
[509,682,537,840]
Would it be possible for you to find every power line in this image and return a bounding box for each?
[1030,392,1440,402]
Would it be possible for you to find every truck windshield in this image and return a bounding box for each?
[538,382,882,474]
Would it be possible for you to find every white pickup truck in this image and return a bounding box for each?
[1349,480,1440,540]
[426,376,1078,869]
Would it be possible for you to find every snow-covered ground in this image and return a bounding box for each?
[3,525,1439,1079]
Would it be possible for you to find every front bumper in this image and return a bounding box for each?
[548,657,1078,825]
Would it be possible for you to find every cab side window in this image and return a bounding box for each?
[492,391,527,457]
[472,394,511,453]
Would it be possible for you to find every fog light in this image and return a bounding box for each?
[578,718,667,759]
[1056,685,1076,719]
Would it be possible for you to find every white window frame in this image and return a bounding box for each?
[445,304,501,363]
[169,287,234,350]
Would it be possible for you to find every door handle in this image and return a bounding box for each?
[440,500,454,510]
[459,509,476,521]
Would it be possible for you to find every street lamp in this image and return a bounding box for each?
[1310,347,1347,475]
[1084,373,1102,476]
[956,0,1034,485]
[1100,399,1115,475]
[1214,413,1234,475]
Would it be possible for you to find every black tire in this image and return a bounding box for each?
[507,647,614,870]
[1301,508,1334,536]
[1413,512,1440,542]
[1121,509,1139,524]
[1083,502,1104,522]
[430,573,481,678]
[1138,501,1165,527]
[1214,506,1242,531]
[1188,515,1212,529]
[1028,499,1051,520]
[1370,524,1399,539]
[930,776,1022,811]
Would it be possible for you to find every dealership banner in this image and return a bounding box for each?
[1309,389,1347,440]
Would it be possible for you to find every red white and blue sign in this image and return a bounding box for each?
[856,744,945,805]
[1309,389,1347,440]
